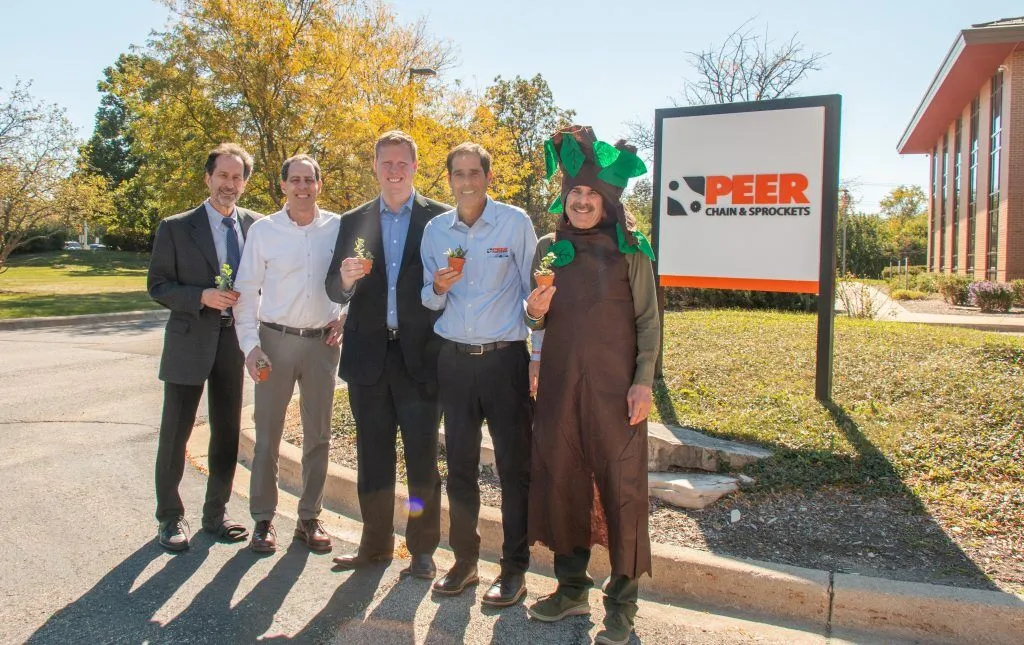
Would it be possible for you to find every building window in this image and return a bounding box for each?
[987,70,1003,281]
[952,117,961,272]
[940,132,948,271]
[968,97,979,274]
[930,147,937,271]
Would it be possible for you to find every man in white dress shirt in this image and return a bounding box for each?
[233,154,344,554]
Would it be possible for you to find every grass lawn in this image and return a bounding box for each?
[0,251,158,318]
[655,309,1022,588]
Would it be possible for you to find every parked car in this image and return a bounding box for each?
[63,241,82,251]
[89,243,108,251]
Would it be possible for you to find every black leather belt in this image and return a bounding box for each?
[262,321,330,339]
[449,340,523,355]
[387,328,400,341]
[219,315,234,328]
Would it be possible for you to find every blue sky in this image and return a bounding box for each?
[1,1,1021,210]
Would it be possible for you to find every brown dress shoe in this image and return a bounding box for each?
[250,520,277,553]
[294,518,332,553]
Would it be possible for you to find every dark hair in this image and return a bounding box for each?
[280,154,322,182]
[446,142,491,175]
[205,143,254,180]
[374,130,418,162]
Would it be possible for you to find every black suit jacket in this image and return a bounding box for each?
[148,205,261,385]
[326,193,451,386]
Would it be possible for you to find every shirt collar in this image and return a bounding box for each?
[380,191,415,218]
[281,204,323,226]
[447,196,495,230]
[204,200,238,228]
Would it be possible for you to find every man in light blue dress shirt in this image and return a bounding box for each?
[421,142,538,607]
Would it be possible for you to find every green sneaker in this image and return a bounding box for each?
[594,611,633,645]
[527,591,590,622]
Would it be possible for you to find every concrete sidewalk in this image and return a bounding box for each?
[842,283,1024,332]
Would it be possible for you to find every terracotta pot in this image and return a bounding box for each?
[359,258,373,274]
[535,272,554,288]
[447,256,466,273]
[255,358,271,383]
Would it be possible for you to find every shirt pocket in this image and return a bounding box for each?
[483,252,513,290]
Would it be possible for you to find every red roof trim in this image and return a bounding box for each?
[898,25,1024,155]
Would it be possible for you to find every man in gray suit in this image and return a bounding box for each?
[148,143,262,551]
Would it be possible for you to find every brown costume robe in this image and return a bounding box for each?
[528,217,652,579]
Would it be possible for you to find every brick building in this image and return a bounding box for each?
[898,17,1024,281]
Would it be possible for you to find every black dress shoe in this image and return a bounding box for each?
[332,550,394,569]
[482,572,527,607]
[400,553,437,579]
[432,561,479,596]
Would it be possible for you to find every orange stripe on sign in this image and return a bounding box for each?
[659,275,819,294]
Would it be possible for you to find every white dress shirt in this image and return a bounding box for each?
[234,206,342,355]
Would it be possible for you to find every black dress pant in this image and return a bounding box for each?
[348,339,442,556]
[155,325,244,524]
[438,340,533,574]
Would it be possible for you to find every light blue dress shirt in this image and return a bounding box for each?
[420,197,538,344]
[380,193,414,329]
[204,201,243,267]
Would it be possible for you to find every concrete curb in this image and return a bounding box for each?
[234,403,1024,643]
[0,309,168,330]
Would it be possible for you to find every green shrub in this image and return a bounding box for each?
[890,289,928,300]
[9,227,69,254]
[911,272,941,294]
[663,287,817,312]
[880,264,926,280]
[969,281,1015,313]
[938,274,972,306]
[102,227,153,252]
[1012,279,1024,307]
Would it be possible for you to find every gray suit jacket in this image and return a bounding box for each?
[148,204,261,385]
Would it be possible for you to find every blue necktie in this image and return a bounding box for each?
[223,217,241,277]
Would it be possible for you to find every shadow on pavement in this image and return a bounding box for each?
[322,573,431,643]
[27,536,212,643]
[283,563,389,643]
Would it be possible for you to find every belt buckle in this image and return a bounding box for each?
[387,328,399,341]
[469,343,484,356]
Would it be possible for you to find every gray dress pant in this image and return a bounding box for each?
[249,324,340,522]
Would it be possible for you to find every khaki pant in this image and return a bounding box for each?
[249,325,340,522]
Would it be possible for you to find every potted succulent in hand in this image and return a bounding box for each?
[534,251,556,287]
[445,246,467,272]
[254,357,271,383]
[354,238,373,274]
[214,263,237,293]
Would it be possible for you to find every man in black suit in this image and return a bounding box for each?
[326,131,450,578]
[148,143,261,551]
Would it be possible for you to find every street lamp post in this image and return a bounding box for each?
[408,67,437,126]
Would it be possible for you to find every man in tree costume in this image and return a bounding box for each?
[524,125,659,645]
